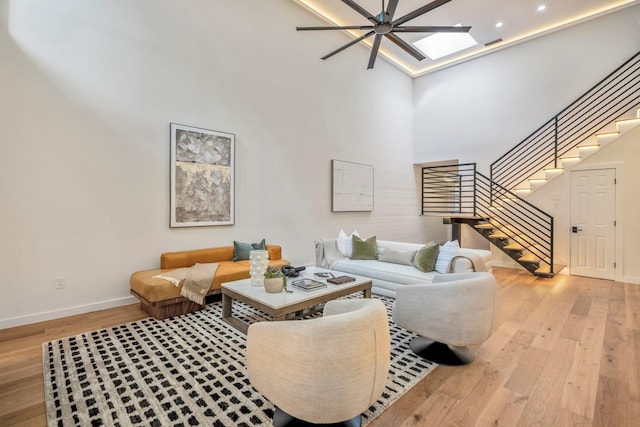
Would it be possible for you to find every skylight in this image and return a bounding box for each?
[412,24,478,60]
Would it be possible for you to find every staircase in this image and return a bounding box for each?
[509,109,640,196]
[422,51,640,277]
[422,164,557,277]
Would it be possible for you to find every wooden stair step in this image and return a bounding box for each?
[519,253,541,265]
[474,223,494,230]
[534,264,564,277]
[489,232,509,240]
[503,243,524,251]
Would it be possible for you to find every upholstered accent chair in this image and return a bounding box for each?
[393,272,497,365]
[246,299,390,427]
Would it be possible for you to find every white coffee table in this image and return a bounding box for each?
[221,267,372,333]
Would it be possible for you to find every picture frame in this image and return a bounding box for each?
[331,159,374,212]
[170,123,235,227]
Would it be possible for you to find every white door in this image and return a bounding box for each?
[570,169,616,280]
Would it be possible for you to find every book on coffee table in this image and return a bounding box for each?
[290,278,327,292]
[327,275,355,285]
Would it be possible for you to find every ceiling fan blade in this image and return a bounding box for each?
[367,34,383,69]
[386,0,400,20]
[393,0,452,26]
[341,0,378,24]
[384,33,425,61]
[297,25,374,31]
[321,30,375,60]
[392,25,471,33]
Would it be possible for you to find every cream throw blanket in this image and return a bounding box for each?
[153,263,219,305]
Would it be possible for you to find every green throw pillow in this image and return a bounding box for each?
[379,248,417,266]
[350,235,377,260]
[413,242,439,272]
[233,238,266,261]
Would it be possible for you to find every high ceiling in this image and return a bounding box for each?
[293,0,639,76]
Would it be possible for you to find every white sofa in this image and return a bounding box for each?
[314,238,493,298]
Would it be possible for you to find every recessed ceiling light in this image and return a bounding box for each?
[537,5,546,12]
[412,24,478,60]
[496,22,504,28]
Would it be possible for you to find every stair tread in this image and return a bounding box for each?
[474,224,494,230]
[617,117,640,123]
[503,243,524,251]
[519,253,541,265]
[489,232,509,240]
[535,264,564,276]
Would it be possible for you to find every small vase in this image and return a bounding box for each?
[263,277,284,293]
[249,250,269,287]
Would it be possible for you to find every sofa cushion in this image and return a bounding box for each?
[337,229,359,257]
[351,235,377,260]
[435,240,460,274]
[413,242,439,272]
[378,248,416,266]
[331,259,438,286]
[233,239,266,261]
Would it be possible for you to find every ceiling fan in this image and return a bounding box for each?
[296,0,471,69]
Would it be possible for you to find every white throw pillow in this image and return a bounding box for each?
[337,229,359,257]
[435,240,460,273]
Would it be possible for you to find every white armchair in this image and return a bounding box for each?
[246,298,390,427]
[393,272,497,365]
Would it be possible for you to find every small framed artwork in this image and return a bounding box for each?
[170,123,235,227]
[331,159,374,212]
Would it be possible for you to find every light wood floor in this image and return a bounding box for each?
[1,267,638,426]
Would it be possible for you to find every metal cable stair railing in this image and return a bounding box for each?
[422,163,556,276]
[491,51,640,191]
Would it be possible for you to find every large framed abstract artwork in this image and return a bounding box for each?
[331,159,374,212]
[170,123,235,227]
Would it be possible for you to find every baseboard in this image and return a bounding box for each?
[622,276,640,285]
[0,296,139,330]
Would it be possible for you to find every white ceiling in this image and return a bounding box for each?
[293,0,639,76]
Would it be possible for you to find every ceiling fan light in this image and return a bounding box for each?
[412,26,478,60]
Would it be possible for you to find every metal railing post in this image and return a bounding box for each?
[473,163,477,216]
[554,116,559,168]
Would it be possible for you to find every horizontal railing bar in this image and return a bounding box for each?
[491,52,639,169]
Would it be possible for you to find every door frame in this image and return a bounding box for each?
[564,161,623,282]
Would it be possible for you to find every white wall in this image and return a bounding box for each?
[0,0,435,328]
[413,4,640,174]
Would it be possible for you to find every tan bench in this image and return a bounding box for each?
[130,244,289,319]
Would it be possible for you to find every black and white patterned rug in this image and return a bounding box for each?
[43,295,436,426]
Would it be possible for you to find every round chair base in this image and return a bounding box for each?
[409,337,474,366]
[273,407,361,427]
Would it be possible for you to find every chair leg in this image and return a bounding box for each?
[409,336,474,365]
[273,408,295,427]
[273,407,362,427]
